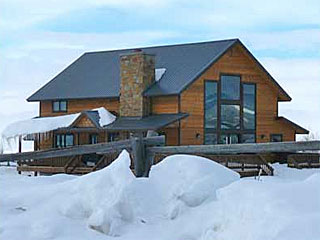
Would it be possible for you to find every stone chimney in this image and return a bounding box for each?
[119,50,155,117]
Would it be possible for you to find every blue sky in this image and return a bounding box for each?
[0,0,319,137]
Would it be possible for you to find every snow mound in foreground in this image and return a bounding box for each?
[60,150,135,236]
[1,153,320,240]
[60,152,239,236]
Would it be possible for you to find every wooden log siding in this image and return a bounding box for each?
[179,43,298,145]
[40,98,119,117]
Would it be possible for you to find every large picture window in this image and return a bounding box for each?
[204,75,256,144]
[205,81,218,129]
[243,84,256,130]
[204,81,218,144]
[221,104,240,130]
[221,75,240,100]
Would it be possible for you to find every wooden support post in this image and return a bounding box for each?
[131,133,146,177]
[144,151,155,177]
[18,136,22,153]
[92,155,106,172]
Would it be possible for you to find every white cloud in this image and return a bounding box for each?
[261,57,320,132]
[0,0,168,31]
[0,30,179,118]
[241,29,320,53]
[194,0,320,28]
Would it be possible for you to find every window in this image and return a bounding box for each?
[55,134,74,148]
[205,81,218,129]
[270,134,282,142]
[221,104,240,129]
[203,75,256,145]
[108,132,119,142]
[221,75,240,100]
[52,100,67,112]
[243,84,256,130]
[204,133,217,145]
[241,134,255,143]
[89,134,98,144]
[204,81,218,144]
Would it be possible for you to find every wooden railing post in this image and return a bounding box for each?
[144,150,155,177]
[131,134,146,177]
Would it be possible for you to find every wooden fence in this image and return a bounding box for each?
[0,139,319,177]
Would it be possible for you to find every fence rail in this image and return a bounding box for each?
[0,136,165,162]
[1,139,319,177]
[147,141,320,154]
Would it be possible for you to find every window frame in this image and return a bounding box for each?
[220,74,241,101]
[55,133,74,148]
[203,74,257,144]
[243,83,257,130]
[52,100,68,112]
[204,80,218,145]
[89,134,98,144]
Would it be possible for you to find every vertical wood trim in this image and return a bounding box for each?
[178,94,181,146]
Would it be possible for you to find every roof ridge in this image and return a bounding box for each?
[84,38,239,55]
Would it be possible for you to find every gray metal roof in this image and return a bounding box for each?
[27,38,291,101]
[104,113,188,131]
[27,39,238,101]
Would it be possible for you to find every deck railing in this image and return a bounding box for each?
[1,139,319,177]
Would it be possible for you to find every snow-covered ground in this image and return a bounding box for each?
[0,151,319,240]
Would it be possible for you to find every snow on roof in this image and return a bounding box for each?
[155,68,166,81]
[0,107,116,152]
[1,113,81,141]
[94,107,116,127]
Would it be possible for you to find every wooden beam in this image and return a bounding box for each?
[148,141,320,155]
[0,136,165,162]
[92,155,107,171]
[64,156,77,173]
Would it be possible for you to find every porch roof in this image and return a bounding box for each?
[1,107,116,140]
[104,113,189,132]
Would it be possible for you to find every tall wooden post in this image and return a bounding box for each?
[131,132,146,177]
[18,135,22,153]
[18,135,22,174]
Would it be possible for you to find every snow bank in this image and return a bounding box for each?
[1,155,319,240]
[200,172,320,240]
[147,155,240,219]
[60,150,135,236]
[58,153,239,236]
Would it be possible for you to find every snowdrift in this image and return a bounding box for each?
[60,152,240,236]
[1,151,319,240]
